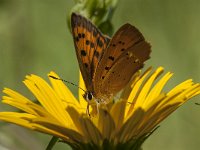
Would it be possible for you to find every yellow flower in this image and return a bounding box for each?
[0,67,200,149]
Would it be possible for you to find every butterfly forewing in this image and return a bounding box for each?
[71,13,110,91]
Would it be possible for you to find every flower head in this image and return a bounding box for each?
[0,67,200,149]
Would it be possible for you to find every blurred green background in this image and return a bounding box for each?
[0,0,200,149]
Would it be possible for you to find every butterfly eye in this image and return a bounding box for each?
[87,92,93,101]
[83,92,93,101]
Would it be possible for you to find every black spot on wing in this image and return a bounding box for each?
[112,44,116,47]
[86,40,90,45]
[75,36,79,42]
[108,56,115,61]
[82,33,85,38]
[105,66,110,70]
[78,33,81,38]
[93,30,98,37]
[90,42,94,48]
[81,50,87,56]
[97,37,103,47]
[94,51,99,58]
[84,63,88,68]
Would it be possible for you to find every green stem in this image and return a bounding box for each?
[46,136,59,150]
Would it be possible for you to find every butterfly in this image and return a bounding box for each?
[71,13,151,108]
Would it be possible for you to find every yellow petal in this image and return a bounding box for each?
[2,89,51,117]
[48,72,81,110]
[23,74,73,127]
[125,67,152,117]
[66,106,84,135]
[110,100,126,130]
[134,67,164,108]
[116,108,145,143]
[78,71,88,109]
[143,72,173,108]
[79,115,103,145]
[0,112,35,129]
[32,117,84,143]
[98,108,115,140]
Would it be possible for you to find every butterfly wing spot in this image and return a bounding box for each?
[84,63,88,68]
[94,51,100,58]
[106,37,110,43]
[108,56,115,61]
[112,44,116,47]
[118,40,125,45]
[97,37,103,48]
[75,36,79,42]
[78,33,82,38]
[93,30,98,37]
[102,76,105,79]
[76,32,86,41]
[86,40,90,45]
[90,42,95,48]
[105,66,110,70]
[81,33,85,38]
[81,50,87,56]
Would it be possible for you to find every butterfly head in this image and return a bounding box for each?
[83,91,102,105]
[83,91,94,103]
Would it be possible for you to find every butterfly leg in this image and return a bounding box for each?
[95,99,101,115]
[86,103,90,117]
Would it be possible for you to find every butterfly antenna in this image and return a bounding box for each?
[49,75,86,93]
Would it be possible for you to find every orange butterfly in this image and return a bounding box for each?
[71,13,151,108]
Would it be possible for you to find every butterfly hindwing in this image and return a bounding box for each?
[71,13,110,91]
[100,41,151,96]
[94,23,151,98]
